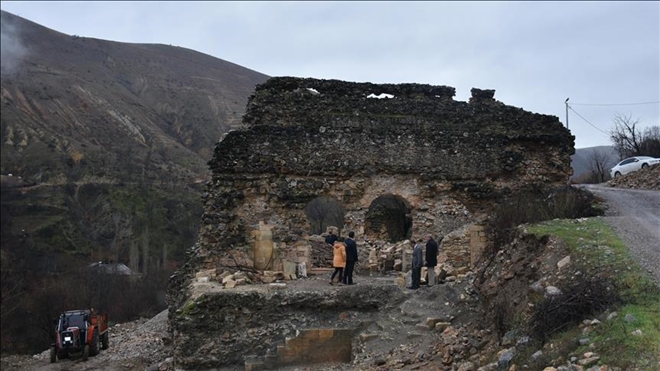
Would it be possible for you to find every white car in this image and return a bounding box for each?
[610,156,660,178]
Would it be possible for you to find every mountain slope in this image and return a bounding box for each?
[1,10,271,353]
[0,9,269,269]
[1,10,269,184]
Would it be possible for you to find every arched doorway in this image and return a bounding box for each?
[365,194,412,242]
[305,196,345,235]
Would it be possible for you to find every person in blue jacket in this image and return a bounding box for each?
[342,232,358,285]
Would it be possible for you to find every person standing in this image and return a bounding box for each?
[325,230,338,246]
[425,234,439,286]
[330,237,346,285]
[343,232,358,285]
[411,238,424,289]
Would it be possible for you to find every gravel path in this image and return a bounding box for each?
[579,184,660,284]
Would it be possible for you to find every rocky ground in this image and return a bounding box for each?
[607,163,659,190]
[1,247,648,371]
[0,309,172,371]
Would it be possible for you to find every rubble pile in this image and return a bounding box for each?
[363,239,407,273]
[607,163,660,190]
[193,235,473,291]
[310,236,334,267]
[477,316,627,371]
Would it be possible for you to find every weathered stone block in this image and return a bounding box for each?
[435,322,451,331]
[359,333,379,342]
[224,280,237,289]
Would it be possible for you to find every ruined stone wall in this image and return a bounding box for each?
[195,77,572,267]
[169,77,574,369]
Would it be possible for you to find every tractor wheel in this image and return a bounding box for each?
[101,332,109,350]
[90,332,100,356]
[83,344,90,361]
[50,345,57,363]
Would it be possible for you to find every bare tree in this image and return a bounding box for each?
[639,125,660,158]
[305,196,345,235]
[610,113,643,160]
[588,148,612,183]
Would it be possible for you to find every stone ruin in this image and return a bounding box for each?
[168,77,574,370]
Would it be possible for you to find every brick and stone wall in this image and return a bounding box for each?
[247,328,353,370]
[187,78,572,275]
[168,77,575,369]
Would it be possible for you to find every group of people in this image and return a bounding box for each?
[411,235,439,289]
[326,230,440,289]
[326,231,358,285]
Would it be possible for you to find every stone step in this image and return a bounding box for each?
[307,268,333,275]
[244,360,265,371]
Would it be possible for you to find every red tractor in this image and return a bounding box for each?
[50,309,109,362]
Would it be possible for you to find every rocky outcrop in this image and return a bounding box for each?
[169,77,574,369]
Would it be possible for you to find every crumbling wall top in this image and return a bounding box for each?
[242,77,463,129]
[210,77,573,179]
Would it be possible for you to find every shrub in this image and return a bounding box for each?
[530,277,620,343]
[489,185,602,246]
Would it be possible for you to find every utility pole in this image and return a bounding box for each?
[564,98,570,129]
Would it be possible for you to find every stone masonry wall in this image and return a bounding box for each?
[191,78,573,273]
[169,77,575,369]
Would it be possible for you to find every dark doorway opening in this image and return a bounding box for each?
[365,194,412,242]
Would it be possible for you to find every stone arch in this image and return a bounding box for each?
[304,196,345,235]
[365,194,412,242]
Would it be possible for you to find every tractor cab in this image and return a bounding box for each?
[57,310,90,351]
[50,308,108,363]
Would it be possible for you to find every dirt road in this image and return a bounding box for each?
[579,184,660,284]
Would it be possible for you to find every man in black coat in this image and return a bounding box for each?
[342,231,358,285]
[325,230,338,246]
[425,235,439,286]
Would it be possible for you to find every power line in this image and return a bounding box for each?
[569,101,660,106]
[567,105,610,136]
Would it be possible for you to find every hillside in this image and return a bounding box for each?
[570,145,618,182]
[1,10,269,184]
[0,10,269,261]
[0,10,269,354]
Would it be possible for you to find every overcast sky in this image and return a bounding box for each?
[1,1,658,149]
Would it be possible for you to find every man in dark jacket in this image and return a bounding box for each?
[411,238,424,289]
[425,235,439,286]
[325,230,338,246]
[342,232,358,285]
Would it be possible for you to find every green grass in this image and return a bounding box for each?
[526,218,660,370]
